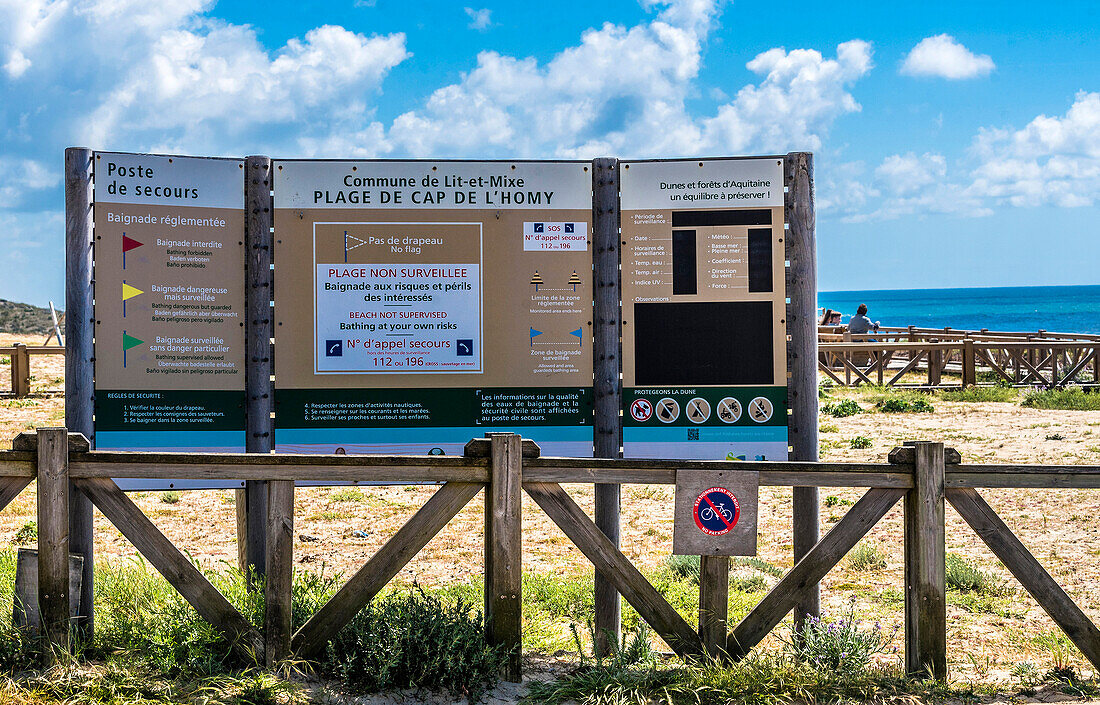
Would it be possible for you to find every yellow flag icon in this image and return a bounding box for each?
[122,282,144,300]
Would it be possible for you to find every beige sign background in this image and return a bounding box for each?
[93,154,245,391]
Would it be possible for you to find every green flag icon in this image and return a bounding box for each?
[123,333,144,350]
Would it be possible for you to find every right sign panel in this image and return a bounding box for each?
[620,157,788,460]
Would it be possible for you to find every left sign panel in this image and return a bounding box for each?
[92,153,247,475]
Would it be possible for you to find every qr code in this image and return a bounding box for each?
[687,428,699,441]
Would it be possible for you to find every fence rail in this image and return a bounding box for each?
[3,429,1100,680]
[0,344,66,398]
[819,339,1099,388]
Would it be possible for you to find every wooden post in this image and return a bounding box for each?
[241,155,274,582]
[64,146,95,637]
[929,342,942,386]
[484,433,522,681]
[786,152,820,628]
[904,441,946,679]
[698,555,729,658]
[37,427,70,659]
[592,156,622,654]
[962,339,976,387]
[11,343,30,397]
[264,480,293,666]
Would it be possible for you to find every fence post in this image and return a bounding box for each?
[64,146,95,638]
[37,427,70,660]
[904,441,947,679]
[592,156,622,654]
[786,152,821,628]
[264,480,293,666]
[698,555,729,658]
[485,433,522,681]
[962,339,976,387]
[928,342,942,387]
[240,155,274,583]
[11,343,30,398]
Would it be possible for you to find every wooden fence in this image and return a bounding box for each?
[819,339,1099,388]
[6,428,1100,680]
[0,345,65,398]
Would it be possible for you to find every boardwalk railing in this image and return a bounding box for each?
[6,429,1100,680]
[0,345,65,398]
[820,339,1099,388]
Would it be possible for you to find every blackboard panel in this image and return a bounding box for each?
[748,228,772,293]
[634,301,774,385]
[671,209,772,227]
[672,230,697,295]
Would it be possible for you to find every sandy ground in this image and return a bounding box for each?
[1,335,1099,693]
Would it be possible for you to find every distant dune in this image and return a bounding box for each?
[0,299,58,336]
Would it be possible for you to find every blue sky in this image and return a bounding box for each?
[2,0,1098,306]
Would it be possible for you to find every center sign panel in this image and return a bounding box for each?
[620,158,788,461]
[273,161,594,456]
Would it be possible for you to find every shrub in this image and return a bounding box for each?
[824,495,853,508]
[876,396,934,413]
[329,487,364,502]
[323,587,506,700]
[846,542,887,571]
[822,399,862,417]
[939,386,1019,402]
[731,556,785,578]
[783,600,897,677]
[849,436,873,449]
[664,554,700,582]
[1023,387,1100,411]
[159,491,181,504]
[12,520,36,545]
[945,554,1008,595]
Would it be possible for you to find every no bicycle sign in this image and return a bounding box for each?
[693,487,740,536]
[673,469,758,556]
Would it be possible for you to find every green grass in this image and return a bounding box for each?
[849,435,873,449]
[846,542,887,571]
[821,399,862,417]
[945,553,1008,596]
[158,491,181,504]
[328,487,364,502]
[939,386,1020,402]
[1022,387,1100,411]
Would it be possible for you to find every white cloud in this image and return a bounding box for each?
[464,7,492,31]
[900,34,994,80]
[388,1,871,159]
[969,91,1100,207]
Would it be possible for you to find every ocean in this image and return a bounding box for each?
[818,285,1100,335]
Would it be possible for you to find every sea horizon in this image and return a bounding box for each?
[818,284,1100,335]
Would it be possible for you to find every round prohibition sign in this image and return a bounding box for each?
[630,398,653,422]
[693,487,741,536]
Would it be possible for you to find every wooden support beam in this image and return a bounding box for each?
[699,555,729,659]
[962,340,976,387]
[73,477,263,661]
[0,476,32,512]
[484,434,522,681]
[264,480,294,666]
[592,155,623,656]
[11,343,30,398]
[728,487,905,658]
[904,442,947,679]
[243,154,274,583]
[65,147,95,637]
[524,481,704,659]
[947,488,1100,672]
[37,428,70,659]
[292,482,483,658]
[786,151,821,630]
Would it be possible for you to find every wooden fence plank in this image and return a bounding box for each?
[947,488,1100,672]
[524,481,704,658]
[73,477,263,661]
[728,487,905,658]
[292,482,483,658]
[485,434,522,681]
[699,555,729,658]
[12,344,30,398]
[37,428,70,658]
[264,480,294,666]
[0,476,32,512]
[905,442,946,678]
